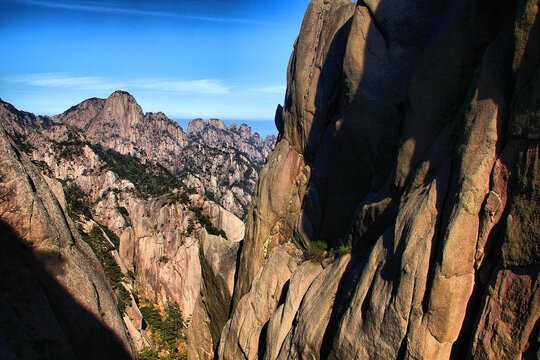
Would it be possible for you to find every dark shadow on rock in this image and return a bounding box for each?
[319,254,366,359]
[281,0,525,358]
[0,220,132,360]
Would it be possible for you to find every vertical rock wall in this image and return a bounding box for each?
[0,125,134,359]
[190,0,540,359]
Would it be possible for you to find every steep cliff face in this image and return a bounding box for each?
[190,0,540,359]
[118,193,244,318]
[182,118,276,218]
[0,124,133,359]
[17,115,244,319]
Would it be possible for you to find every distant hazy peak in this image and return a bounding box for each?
[187,118,204,135]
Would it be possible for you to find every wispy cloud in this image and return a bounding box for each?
[6,73,231,95]
[9,73,124,91]
[17,0,276,25]
[134,79,230,95]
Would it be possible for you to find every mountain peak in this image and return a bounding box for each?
[105,90,139,109]
[187,118,204,135]
[109,90,134,99]
[207,118,227,130]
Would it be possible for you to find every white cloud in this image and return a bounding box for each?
[6,73,231,95]
[134,79,230,95]
[17,0,276,25]
[8,73,124,91]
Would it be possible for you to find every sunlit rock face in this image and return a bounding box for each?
[118,193,244,318]
[55,91,189,167]
[0,124,134,359]
[189,0,540,359]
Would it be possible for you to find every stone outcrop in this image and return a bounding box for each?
[183,118,277,217]
[0,99,53,141]
[187,231,241,360]
[118,193,243,317]
[188,118,277,163]
[119,195,202,317]
[180,140,259,218]
[189,0,540,359]
[0,124,133,359]
[13,113,245,320]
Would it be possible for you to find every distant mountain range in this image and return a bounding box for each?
[0,90,277,218]
[0,91,277,355]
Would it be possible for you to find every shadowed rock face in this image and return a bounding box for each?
[0,124,134,359]
[187,232,241,360]
[189,0,540,359]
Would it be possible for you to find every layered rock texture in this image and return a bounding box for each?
[0,123,133,358]
[189,0,540,359]
[53,92,276,218]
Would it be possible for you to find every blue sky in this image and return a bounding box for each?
[0,0,310,135]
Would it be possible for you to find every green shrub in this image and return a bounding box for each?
[205,191,216,202]
[55,140,85,159]
[80,225,128,312]
[159,255,169,264]
[91,144,181,197]
[22,239,34,249]
[139,302,186,358]
[307,241,329,263]
[190,207,227,239]
[161,303,185,347]
[186,220,195,236]
[337,246,352,256]
[167,192,190,206]
[138,347,159,360]
[116,285,132,314]
[179,192,190,205]
[64,184,92,219]
[140,304,163,330]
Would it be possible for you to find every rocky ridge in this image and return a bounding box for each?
[188,0,540,359]
[0,99,53,142]
[53,92,276,218]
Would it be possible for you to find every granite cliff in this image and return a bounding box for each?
[188,0,540,359]
[0,119,133,358]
